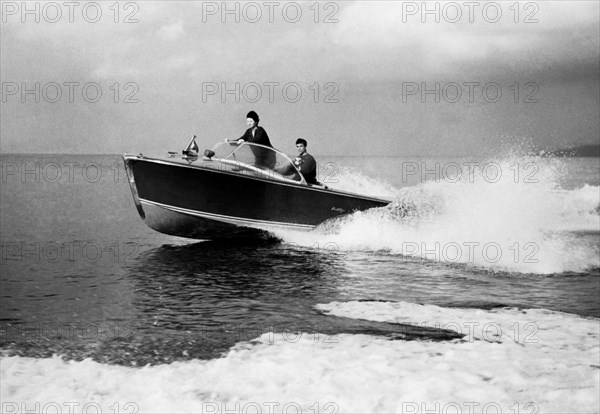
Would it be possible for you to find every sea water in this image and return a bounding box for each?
[1,153,598,413]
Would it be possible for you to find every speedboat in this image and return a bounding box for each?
[123,140,391,239]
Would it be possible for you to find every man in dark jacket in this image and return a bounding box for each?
[226,111,275,168]
[292,138,318,185]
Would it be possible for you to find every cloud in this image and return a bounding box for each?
[1,1,597,155]
[164,52,197,70]
[157,20,184,41]
[328,1,599,79]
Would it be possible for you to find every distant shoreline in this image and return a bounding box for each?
[543,144,600,158]
[1,144,599,158]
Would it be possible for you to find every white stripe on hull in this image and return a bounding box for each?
[139,199,316,232]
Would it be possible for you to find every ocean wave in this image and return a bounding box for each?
[271,155,600,274]
[2,302,598,413]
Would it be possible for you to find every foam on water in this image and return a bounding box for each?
[323,166,399,199]
[2,302,598,413]
[270,156,600,274]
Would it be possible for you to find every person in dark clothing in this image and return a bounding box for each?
[226,111,275,168]
[280,138,318,184]
[294,138,318,184]
[233,111,272,147]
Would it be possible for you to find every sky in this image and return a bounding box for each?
[0,0,598,156]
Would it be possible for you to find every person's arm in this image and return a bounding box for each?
[238,128,252,143]
[299,155,316,175]
[225,128,249,144]
[278,163,294,176]
[275,161,302,181]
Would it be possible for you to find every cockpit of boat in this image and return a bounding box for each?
[197,141,309,185]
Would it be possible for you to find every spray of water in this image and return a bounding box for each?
[271,156,600,274]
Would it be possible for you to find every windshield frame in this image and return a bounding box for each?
[210,141,307,185]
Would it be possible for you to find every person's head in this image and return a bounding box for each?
[246,111,259,128]
[295,138,308,154]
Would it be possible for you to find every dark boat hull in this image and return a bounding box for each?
[124,155,390,239]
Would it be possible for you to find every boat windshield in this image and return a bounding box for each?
[210,142,304,183]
